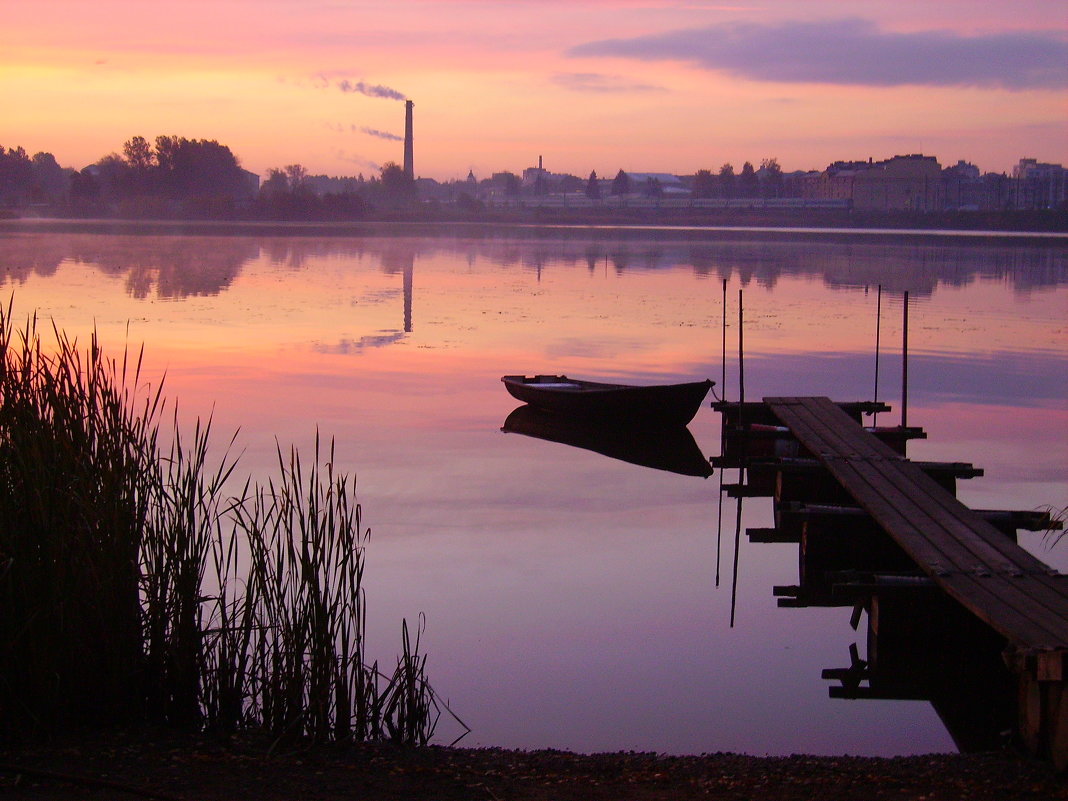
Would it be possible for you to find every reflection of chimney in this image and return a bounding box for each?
[403,100,414,180]
[403,260,413,333]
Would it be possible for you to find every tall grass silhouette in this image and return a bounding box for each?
[0,301,464,746]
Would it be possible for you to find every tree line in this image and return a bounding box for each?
[0,137,413,220]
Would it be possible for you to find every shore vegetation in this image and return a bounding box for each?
[0,301,461,747]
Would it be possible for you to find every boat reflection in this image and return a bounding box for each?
[502,405,713,478]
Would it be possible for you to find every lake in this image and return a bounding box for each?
[1,221,1066,756]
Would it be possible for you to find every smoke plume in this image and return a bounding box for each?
[338,79,406,101]
[360,127,402,141]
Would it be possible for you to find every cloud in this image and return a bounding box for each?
[569,19,1068,90]
[551,72,667,93]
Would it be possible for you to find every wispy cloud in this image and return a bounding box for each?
[552,72,667,93]
[569,19,1068,90]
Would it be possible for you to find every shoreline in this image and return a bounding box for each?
[3,214,1068,246]
[2,731,1065,800]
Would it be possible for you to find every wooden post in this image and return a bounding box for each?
[874,284,882,425]
[721,278,727,399]
[738,289,745,413]
[901,290,909,430]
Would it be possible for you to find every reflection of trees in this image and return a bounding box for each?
[69,236,258,299]
[0,234,258,299]
[3,226,1066,301]
[0,235,66,283]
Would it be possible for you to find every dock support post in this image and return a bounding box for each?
[901,291,909,429]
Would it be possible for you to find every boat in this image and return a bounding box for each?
[502,405,713,477]
[501,375,713,428]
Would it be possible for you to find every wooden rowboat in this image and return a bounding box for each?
[501,375,713,428]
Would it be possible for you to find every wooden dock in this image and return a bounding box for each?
[736,396,1068,766]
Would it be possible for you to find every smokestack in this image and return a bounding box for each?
[403,100,414,180]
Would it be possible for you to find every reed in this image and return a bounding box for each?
[0,302,464,747]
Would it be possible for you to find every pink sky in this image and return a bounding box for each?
[3,0,1065,180]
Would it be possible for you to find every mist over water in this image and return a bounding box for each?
[1,225,1065,755]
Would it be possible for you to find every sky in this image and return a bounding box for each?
[2,0,1066,181]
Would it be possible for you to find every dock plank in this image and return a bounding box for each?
[765,396,1068,655]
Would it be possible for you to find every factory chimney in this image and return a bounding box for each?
[403,100,414,181]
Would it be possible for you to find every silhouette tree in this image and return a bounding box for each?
[717,163,735,198]
[760,158,784,198]
[123,136,154,172]
[739,161,758,197]
[692,169,715,199]
[152,135,246,200]
[284,164,308,193]
[261,168,290,196]
[611,169,631,196]
[585,170,601,200]
[379,161,416,202]
[30,152,67,202]
[0,146,34,203]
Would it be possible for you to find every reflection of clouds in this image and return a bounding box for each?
[314,331,406,353]
[543,336,651,361]
[745,349,1067,409]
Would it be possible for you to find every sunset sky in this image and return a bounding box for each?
[3,0,1066,181]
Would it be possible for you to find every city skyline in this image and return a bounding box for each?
[4,1,1066,181]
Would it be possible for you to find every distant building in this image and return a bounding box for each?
[1011,159,1066,209]
[522,156,549,193]
[805,155,944,211]
[851,154,944,211]
[623,172,687,196]
[808,161,869,203]
[943,161,1000,211]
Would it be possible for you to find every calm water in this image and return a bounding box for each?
[2,223,1066,756]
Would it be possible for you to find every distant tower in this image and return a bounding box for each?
[403,100,414,180]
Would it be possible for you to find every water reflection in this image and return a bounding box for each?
[0,224,1064,757]
[2,228,1065,305]
[502,405,713,478]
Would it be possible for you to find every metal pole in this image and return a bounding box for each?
[901,291,909,429]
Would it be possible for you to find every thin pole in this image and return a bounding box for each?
[873,284,882,426]
[730,289,745,624]
[901,291,909,429]
[715,469,724,588]
[721,279,727,398]
[730,468,744,628]
[738,290,745,412]
[715,278,728,588]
